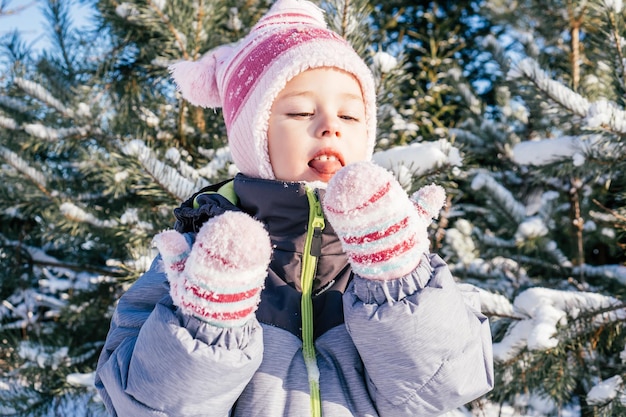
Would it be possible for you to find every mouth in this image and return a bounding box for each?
[308,149,345,180]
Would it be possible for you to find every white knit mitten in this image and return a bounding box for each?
[323,161,445,280]
[153,211,272,327]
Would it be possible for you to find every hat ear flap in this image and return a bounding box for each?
[169,45,233,108]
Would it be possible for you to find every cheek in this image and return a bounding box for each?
[346,131,371,162]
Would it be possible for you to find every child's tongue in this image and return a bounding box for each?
[309,158,342,175]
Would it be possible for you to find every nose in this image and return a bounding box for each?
[315,112,341,138]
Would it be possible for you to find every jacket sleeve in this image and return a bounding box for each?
[343,253,494,417]
[95,257,264,417]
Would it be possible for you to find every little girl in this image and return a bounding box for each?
[95,1,493,416]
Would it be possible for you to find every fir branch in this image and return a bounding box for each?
[607,5,626,86]
[29,257,127,278]
[0,114,19,130]
[471,171,527,223]
[448,127,484,147]
[8,240,128,278]
[508,57,590,117]
[13,78,74,118]
[592,198,626,223]
[0,95,30,113]
[476,288,521,319]
[340,0,350,39]
[450,256,530,289]
[585,100,626,134]
[515,253,572,274]
[0,146,49,193]
[193,0,206,59]
[119,139,209,201]
[478,232,516,248]
[483,34,511,74]
[448,68,482,115]
[0,0,36,16]
[147,0,188,57]
[492,287,625,363]
[572,263,626,285]
[23,123,91,141]
[59,202,119,229]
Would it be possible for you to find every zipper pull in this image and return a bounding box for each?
[306,188,326,258]
[311,226,323,257]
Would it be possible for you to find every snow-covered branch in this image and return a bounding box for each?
[60,202,119,228]
[573,263,626,285]
[0,146,48,189]
[508,57,590,116]
[23,123,92,141]
[471,172,526,223]
[120,139,209,200]
[373,139,463,177]
[0,114,19,130]
[0,95,30,113]
[493,287,626,362]
[14,78,74,117]
[586,99,626,134]
[508,57,626,136]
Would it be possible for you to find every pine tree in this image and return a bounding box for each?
[0,0,134,415]
[440,0,626,415]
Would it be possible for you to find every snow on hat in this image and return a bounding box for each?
[169,0,377,180]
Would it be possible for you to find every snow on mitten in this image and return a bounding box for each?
[153,211,272,327]
[323,161,445,281]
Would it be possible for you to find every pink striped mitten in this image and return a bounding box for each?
[152,211,272,327]
[323,161,445,281]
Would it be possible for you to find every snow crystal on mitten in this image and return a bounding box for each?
[153,211,272,327]
[323,161,445,281]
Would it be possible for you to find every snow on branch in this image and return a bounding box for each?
[508,57,626,135]
[373,139,462,174]
[586,99,626,134]
[13,78,74,117]
[471,172,527,223]
[23,123,91,141]
[0,146,48,188]
[508,57,590,116]
[120,139,209,200]
[511,134,616,167]
[603,0,624,14]
[493,287,626,362]
[0,95,30,113]
[372,138,463,187]
[511,135,585,167]
[475,286,519,318]
[18,341,69,370]
[587,375,624,406]
[0,114,19,130]
[60,202,119,228]
[196,146,236,179]
[573,263,626,285]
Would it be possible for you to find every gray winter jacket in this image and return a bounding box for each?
[95,174,494,417]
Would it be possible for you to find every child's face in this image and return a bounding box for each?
[267,67,369,182]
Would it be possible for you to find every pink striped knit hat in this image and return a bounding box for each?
[169,0,377,180]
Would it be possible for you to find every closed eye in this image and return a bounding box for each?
[340,115,360,121]
[287,112,314,118]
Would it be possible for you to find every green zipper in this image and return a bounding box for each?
[301,187,325,417]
